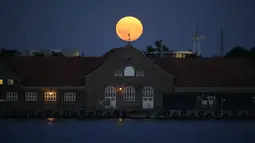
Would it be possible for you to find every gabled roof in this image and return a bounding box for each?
[0,48,255,87]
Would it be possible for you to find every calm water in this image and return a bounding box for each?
[0,119,254,143]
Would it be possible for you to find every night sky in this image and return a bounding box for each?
[1,0,255,57]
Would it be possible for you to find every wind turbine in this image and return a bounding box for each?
[192,24,206,56]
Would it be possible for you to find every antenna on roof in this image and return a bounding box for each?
[128,33,131,45]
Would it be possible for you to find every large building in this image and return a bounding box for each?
[0,45,255,117]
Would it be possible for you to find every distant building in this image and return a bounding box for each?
[171,51,193,58]
[146,50,194,58]
[22,49,82,57]
[0,45,255,116]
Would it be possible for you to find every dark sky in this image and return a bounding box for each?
[1,0,255,57]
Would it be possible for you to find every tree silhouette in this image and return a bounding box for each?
[50,51,64,56]
[249,47,255,62]
[0,49,21,57]
[146,46,156,54]
[143,40,170,57]
[225,46,249,58]
[33,52,45,56]
[249,47,255,57]
[154,40,169,52]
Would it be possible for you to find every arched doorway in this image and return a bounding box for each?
[104,86,116,108]
[142,86,154,109]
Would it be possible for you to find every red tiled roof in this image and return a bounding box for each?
[0,54,255,87]
[1,56,104,86]
[155,57,255,87]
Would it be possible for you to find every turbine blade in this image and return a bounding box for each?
[195,24,199,36]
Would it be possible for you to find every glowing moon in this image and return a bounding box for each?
[116,16,143,42]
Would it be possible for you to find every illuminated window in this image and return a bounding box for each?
[64,92,76,101]
[6,92,18,101]
[45,92,56,101]
[124,66,135,76]
[7,79,14,85]
[25,92,37,101]
[123,86,135,101]
[0,79,3,85]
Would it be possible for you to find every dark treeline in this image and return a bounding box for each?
[143,40,255,60]
[0,44,255,60]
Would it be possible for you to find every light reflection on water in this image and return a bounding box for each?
[0,119,255,143]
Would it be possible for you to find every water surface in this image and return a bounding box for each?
[0,119,254,143]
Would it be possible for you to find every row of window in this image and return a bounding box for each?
[5,92,76,102]
[104,86,154,102]
[0,79,14,85]
[115,70,144,77]
[114,66,144,77]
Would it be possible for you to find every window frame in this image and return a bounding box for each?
[7,79,14,85]
[63,92,76,101]
[123,86,135,101]
[25,92,38,101]
[6,92,18,101]
[44,92,57,101]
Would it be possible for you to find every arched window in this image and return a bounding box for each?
[142,86,154,98]
[105,86,116,99]
[124,66,135,76]
[103,86,116,108]
[123,86,135,101]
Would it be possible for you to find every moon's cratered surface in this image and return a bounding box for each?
[116,16,143,41]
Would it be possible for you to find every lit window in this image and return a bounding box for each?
[45,92,56,101]
[25,92,37,101]
[64,92,76,101]
[0,79,3,85]
[6,92,18,101]
[124,66,135,76]
[7,79,14,85]
[123,86,135,101]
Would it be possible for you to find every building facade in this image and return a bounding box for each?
[0,45,255,117]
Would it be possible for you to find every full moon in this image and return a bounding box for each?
[116,16,143,42]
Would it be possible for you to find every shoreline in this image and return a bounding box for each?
[1,109,254,120]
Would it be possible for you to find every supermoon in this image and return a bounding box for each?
[116,16,143,42]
